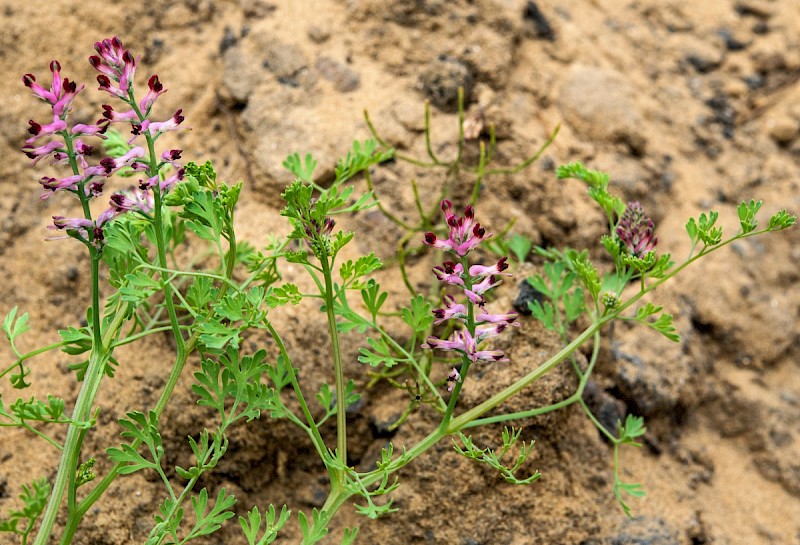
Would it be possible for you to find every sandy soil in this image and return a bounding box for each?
[1,1,799,544]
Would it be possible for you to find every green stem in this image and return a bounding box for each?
[320,255,348,487]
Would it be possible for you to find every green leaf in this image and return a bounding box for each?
[187,276,215,310]
[634,303,679,342]
[618,414,646,444]
[297,509,329,544]
[360,279,387,321]
[358,337,397,368]
[737,199,762,234]
[266,284,302,308]
[118,270,161,305]
[401,295,433,334]
[283,152,317,183]
[239,504,291,545]
[768,209,796,230]
[186,487,236,539]
[0,477,49,536]
[340,253,382,283]
[506,233,533,263]
[2,307,29,342]
[686,210,722,247]
[107,411,163,475]
[334,139,394,185]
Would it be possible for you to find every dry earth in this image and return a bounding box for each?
[1,1,799,544]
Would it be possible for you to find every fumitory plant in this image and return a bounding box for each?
[1,36,796,545]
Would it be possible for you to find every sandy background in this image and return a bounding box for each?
[1,1,799,544]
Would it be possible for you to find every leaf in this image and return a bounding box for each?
[737,199,762,234]
[283,152,317,183]
[107,411,163,475]
[358,337,397,368]
[266,284,302,308]
[239,505,291,545]
[360,279,387,321]
[768,209,796,230]
[401,295,433,334]
[186,487,236,539]
[634,303,679,342]
[2,307,29,342]
[506,233,533,263]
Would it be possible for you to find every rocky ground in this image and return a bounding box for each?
[1,1,799,544]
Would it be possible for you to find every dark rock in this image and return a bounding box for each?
[219,26,237,54]
[582,380,626,439]
[419,57,473,112]
[705,93,735,138]
[523,1,555,41]
[513,279,545,316]
[717,28,748,51]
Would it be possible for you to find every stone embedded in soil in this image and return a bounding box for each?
[610,517,680,545]
[557,65,647,155]
[419,56,474,112]
[523,1,556,41]
[513,279,545,316]
[315,56,361,93]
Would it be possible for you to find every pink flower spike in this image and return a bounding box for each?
[39,174,83,198]
[22,140,63,165]
[432,261,465,286]
[159,167,186,192]
[464,289,485,306]
[432,295,468,325]
[446,367,461,392]
[473,349,508,362]
[102,104,138,123]
[469,257,510,279]
[49,215,92,231]
[475,323,513,342]
[475,311,518,325]
[72,121,109,138]
[26,116,67,143]
[146,109,186,135]
[139,75,166,112]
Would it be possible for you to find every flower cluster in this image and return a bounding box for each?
[22,37,185,247]
[422,200,519,391]
[616,201,658,257]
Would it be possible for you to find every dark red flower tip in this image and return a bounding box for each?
[122,50,135,64]
[22,73,35,87]
[464,205,474,219]
[131,123,143,135]
[424,232,437,244]
[167,149,182,160]
[472,224,485,237]
[49,60,61,72]
[99,157,116,173]
[441,199,452,211]
[27,120,42,135]
[148,75,162,92]
[442,261,457,274]
[88,55,101,68]
[97,74,111,88]
[497,256,508,271]
[64,79,77,93]
[173,109,185,124]
[432,309,446,319]
[101,104,114,119]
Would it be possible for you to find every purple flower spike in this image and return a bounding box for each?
[423,199,492,257]
[446,367,461,392]
[616,201,658,257]
[432,295,468,325]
